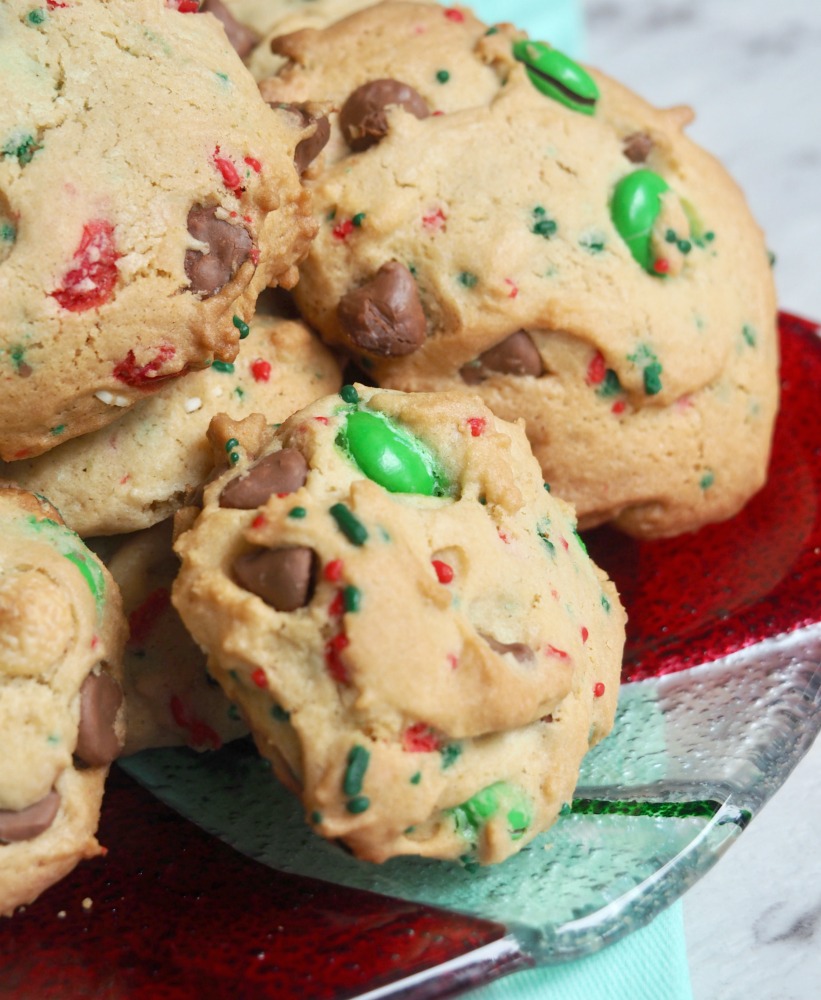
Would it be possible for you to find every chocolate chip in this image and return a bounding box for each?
[271,103,331,173]
[623,131,654,163]
[481,634,536,664]
[339,79,429,152]
[0,790,61,843]
[337,262,426,357]
[75,670,124,767]
[202,0,260,58]
[219,449,309,509]
[460,330,543,384]
[233,546,316,611]
[185,205,253,297]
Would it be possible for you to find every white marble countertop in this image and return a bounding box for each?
[581,2,821,997]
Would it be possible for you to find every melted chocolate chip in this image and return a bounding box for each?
[460,330,543,384]
[75,670,124,767]
[337,262,426,357]
[219,449,308,509]
[185,205,253,297]
[623,131,654,163]
[0,790,61,843]
[481,634,536,664]
[271,103,331,173]
[233,546,316,611]
[202,0,259,58]
[339,79,429,152]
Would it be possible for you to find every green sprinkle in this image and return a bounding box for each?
[232,315,250,339]
[543,482,551,492]
[485,26,499,36]
[665,229,678,244]
[0,222,15,242]
[229,452,240,466]
[271,703,291,722]
[507,804,531,839]
[339,384,359,404]
[559,802,572,817]
[287,506,307,519]
[700,471,715,490]
[574,529,588,554]
[767,249,777,267]
[311,810,322,825]
[458,271,478,288]
[436,69,450,84]
[596,369,622,398]
[227,703,241,721]
[232,386,246,402]
[601,592,611,613]
[579,232,606,254]
[530,206,557,239]
[50,424,65,436]
[643,361,663,395]
[346,795,370,814]
[224,438,239,453]
[343,585,362,613]
[704,231,715,242]
[26,9,46,26]
[343,745,371,796]
[677,239,692,254]
[326,209,336,221]
[440,743,462,769]
[742,324,757,347]
[459,854,480,873]
[352,212,366,227]
[212,360,235,374]
[46,734,60,745]
[410,771,422,785]
[330,503,368,546]
[215,71,230,84]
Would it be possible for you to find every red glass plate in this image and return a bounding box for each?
[1,314,818,999]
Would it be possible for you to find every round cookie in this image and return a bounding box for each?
[0,487,126,916]
[259,2,779,538]
[172,385,625,864]
[0,0,317,462]
[0,304,342,536]
[108,520,248,756]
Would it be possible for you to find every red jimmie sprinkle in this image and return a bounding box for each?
[52,220,120,312]
[546,644,570,659]
[422,208,447,231]
[444,7,465,21]
[314,416,329,425]
[113,344,183,388]
[91,635,99,650]
[169,696,222,750]
[128,587,171,646]
[244,156,262,173]
[325,633,350,684]
[581,626,589,643]
[447,653,459,670]
[46,0,67,7]
[332,219,354,241]
[653,258,670,274]
[432,559,454,584]
[467,417,486,437]
[402,723,440,752]
[323,559,344,582]
[214,147,243,192]
[251,668,267,689]
[249,247,260,265]
[503,278,519,298]
[586,351,606,385]
[250,358,271,382]
[612,400,626,415]
[329,590,345,617]
[497,528,510,544]
[251,514,267,529]
[593,682,606,698]
[174,1,200,12]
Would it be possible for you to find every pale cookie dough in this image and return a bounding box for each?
[0,0,317,461]
[173,385,625,864]
[0,487,127,916]
[0,303,342,535]
[260,2,779,538]
[107,519,248,756]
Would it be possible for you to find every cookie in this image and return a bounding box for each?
[107,520,248,756]
[172,385,625,864]
[0,487,126,916]
[0,303,342,536]
[259,2,779,538]
[0,0,316,462]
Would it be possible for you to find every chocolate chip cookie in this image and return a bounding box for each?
[0,0,316,462]
[0,487,126,915]
[172,385,625,864]
[260,1,779,538]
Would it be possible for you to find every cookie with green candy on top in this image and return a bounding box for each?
[259,1,779,539]
[172,384,625,864]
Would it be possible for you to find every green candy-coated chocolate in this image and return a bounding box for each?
[512,40,599,115]
[451,781,533,842]
[342,410,442,496]
[610,169,670,272]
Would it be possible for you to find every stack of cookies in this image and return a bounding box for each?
[0,0,778,910]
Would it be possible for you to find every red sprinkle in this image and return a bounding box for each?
[324,559,344,582]
[174,1,200,11]
[560,537,569,551]
[432,559,454,584]
[586,351,606,386]
[250,358,271,382]
[580,626,589,643]
[402,723,440,753]
[251,668,267,689]
[214,147,243,192]
[249,247,260,265]
[467,417,486,437]
[46,0,68,7]
[251,514,267,529]
[329,590,345,617]
[332,219,354,241]
[503,278,519,298]
[91,635,99,650]
[113,344,181,388]
[444,7,465,20]
[314,416,329,425]
[169,696,222,750]
[497,528,510,544]
[653,258,670,274]
[446,653,459,670]
[612,400,626,415]
[594,682,606,698]
[244,156,262,173]
[325,633,350,684]
[52,220,120,312]
[422,208,447,231]
[546,644,570,660]
[128,587,171,646]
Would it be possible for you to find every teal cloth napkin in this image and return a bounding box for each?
[449,4,694,998]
